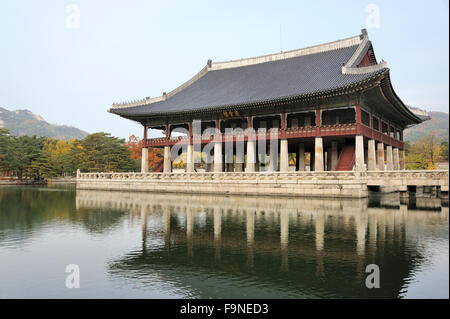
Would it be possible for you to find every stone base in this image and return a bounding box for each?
[77,173,368,198]
[77,170,449,200]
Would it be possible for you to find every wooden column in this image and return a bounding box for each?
[315,109,321,136]
[355,105,362,134]
[143,125,147,144]
[165,124,170,143]
[281,112,286,137]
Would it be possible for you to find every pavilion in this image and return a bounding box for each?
[109,29,425,173]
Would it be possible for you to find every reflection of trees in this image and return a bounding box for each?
[0,187,127,244]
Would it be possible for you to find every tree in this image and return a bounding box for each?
[7,135,46,180]
[75,132,135,172]
[405,134,443,170]
[0,128,11,171]
[24,149,58,180]
[125,134,163,171]
[440,141,449,162]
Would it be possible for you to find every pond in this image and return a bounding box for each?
[0,185,448,298]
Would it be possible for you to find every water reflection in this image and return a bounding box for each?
[75,189,448,299]
[0,186,447,298]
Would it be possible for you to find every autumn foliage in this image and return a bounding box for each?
[125,135,163,171]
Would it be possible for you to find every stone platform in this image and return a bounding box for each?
[76,170,449,199]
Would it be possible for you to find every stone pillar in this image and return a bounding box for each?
[314,137,324,171]
[235,145,245,172]
[214,142,223,172]
[355,135,365,170]
[331,141,338,170]
[393,148,400,170]
[225,147,234,172]
[367,139,376,171]
[377,142,385,171]
[246,140,256,172]
[205,151,212,172]
[141,147,149,172]
[186,144,194,172]
[280,139,289,172]
[267,146,277,172]
[386,146,394,170]
[163,146,171,173]
[399,149,405,170]
[225,138,234,172]
[326,148,332,171]
[298,143,305,171]
[267,131,279,172]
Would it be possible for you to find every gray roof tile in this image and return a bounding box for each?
[111,42,383,117]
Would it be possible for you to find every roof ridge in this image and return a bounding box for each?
[211,33,363,71]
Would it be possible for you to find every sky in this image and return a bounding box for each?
[0,0,448,139]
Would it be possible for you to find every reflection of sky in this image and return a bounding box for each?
[402,231,449,298]
[0,220,190,298]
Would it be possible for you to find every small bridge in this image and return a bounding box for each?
[366,170,449,190]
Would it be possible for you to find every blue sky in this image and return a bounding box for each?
[0,0,448,139]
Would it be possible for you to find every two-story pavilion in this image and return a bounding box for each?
[110,29,424,173]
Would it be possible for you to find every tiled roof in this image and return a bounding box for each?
[109,30,413,122]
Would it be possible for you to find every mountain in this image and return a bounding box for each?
[404,111,449,143]
[0,107,88,140]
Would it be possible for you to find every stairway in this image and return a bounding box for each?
[335,144,355,171]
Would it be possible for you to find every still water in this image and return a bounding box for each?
[0,185,448,298]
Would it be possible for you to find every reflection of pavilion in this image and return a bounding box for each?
[76,190,448,298]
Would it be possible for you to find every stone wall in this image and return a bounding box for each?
[77,171,368,198]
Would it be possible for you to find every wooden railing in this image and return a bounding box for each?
[144,123,404,148]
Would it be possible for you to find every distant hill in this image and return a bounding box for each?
[0,107,88,140]
[404,111,449,143]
